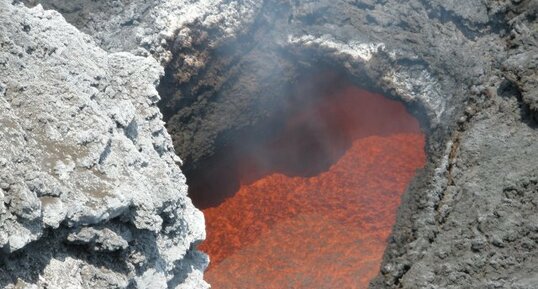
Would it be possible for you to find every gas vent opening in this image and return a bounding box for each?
[180,69,426,288]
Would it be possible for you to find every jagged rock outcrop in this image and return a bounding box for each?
[0,2,207,288]
[22,0,262,63]
[4,0,538,288]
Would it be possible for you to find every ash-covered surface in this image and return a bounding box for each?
[0,1,206,288]
[6,0,538,288]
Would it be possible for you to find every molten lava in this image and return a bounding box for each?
[193,76,426,289]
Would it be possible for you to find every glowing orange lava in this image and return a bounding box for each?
[195,82,426,289]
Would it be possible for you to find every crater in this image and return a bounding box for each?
[164,67,426,288]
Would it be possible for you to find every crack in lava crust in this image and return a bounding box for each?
[195,83,426,288]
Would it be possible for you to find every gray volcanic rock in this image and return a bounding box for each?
[23,0,262,63]
[396,95,538,289]
[0,2,207,288]
[22,0,267,167]
[502,1,538,116]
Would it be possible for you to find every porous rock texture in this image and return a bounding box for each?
[0,1,207,288]
[4,0,538,289]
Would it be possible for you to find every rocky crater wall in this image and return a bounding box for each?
[3,0,538,288]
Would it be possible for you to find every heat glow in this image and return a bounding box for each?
[195,81,426,289]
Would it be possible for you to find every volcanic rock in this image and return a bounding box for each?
[0,2,206,288]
